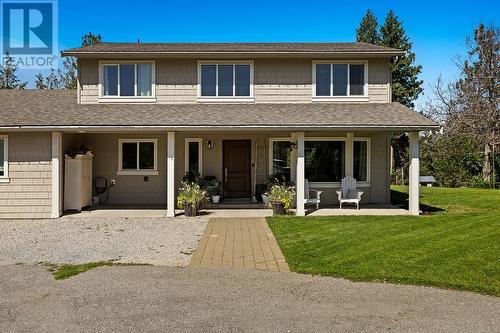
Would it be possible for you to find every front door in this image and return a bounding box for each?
[223,140,251,198]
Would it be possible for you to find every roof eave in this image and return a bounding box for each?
[61,51,404,58]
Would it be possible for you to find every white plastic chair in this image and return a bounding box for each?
[304,179,322,209]
[336,176,363,209]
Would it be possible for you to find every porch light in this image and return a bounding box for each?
[206,140,214,149]
[290,141,297,151]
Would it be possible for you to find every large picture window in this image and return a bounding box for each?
[313,62,367,98]
[185,138,202,176]
[199,62,252,98]
[305,141,345,182]
[102,62,154,97]
[0,136,8,179]
[118,139,158,175]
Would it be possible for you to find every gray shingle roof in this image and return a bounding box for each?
[0,90,437,130]
[61,42,403,57]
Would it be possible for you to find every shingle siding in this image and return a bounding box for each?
[77,58,391,104]
[0,133,52,219]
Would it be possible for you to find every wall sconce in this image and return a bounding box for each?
[206,140,214,150]
[290,141,297,151]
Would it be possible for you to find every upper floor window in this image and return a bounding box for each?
[101,62,154,98]
[313,62,367,99]
[198,62,253,99]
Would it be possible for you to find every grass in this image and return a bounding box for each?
[44,261,151,280]
[267,187,500,296]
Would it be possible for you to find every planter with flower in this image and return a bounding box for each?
[266,184,295,215]
[177,181,207,217]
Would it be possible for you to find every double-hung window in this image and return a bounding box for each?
[118,139,158,175]
[0,135,8,180]
[199,62,253,100]
[313,62,367,100]
[101,62,154,98]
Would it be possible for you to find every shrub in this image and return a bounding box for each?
[177,181,207,209]
[266,184,295,210]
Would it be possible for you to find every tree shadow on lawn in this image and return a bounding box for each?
[390,190,444,214]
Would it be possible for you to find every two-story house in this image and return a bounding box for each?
[0,42,437,219]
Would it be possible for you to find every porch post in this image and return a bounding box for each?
[296,132,305,216]
[408,132,420,215]
[290,132,297,183]
[167,131,176,217]
[51,132,62,218]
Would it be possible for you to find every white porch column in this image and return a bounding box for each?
[296,132,305,216]
[408,132,420,215]
[290,132,297,183]
[345,132,354,177]
[51,132,62,218]
[167,131,176,217]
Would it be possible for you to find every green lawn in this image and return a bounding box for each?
[267,187,500,296]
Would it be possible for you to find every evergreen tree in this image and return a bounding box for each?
[380,10,423,108]
[60,57,78,89]
[35,73,47,89]
[81,32,102,47]
[0,52,27,89]
[356,9,380,44]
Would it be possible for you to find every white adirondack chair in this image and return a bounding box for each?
[336,176,363,209]
[304,179,322,209]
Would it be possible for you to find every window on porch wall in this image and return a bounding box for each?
[271,141,291,181]
[305,141,345,182]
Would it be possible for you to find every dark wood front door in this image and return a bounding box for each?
[223,140,251,198]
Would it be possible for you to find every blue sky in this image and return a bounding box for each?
[16,0,500,108]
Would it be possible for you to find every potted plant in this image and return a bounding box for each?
[266,184,295,216]
[211,184,222,204]
[177,181,207,217]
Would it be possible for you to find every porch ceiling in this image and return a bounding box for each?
[0,90,438,131]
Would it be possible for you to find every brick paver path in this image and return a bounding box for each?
[189,218,289,272]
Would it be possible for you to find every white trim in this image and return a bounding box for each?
[51,132,62,218]
[197,60,254,100]
[98,60,156,99]
[167,132,176,217]
[408,132,420,215]
[0,135,8,180]
[117,139,158,175]
[295,132,305,216]
[185,138,203,176]
[312,60,369,100]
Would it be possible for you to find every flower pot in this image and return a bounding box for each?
[183,204,199,217]
[271,202,286,216]
[261,194,269,204]
[211,195,221,204]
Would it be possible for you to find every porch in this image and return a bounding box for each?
[57,129,420,217]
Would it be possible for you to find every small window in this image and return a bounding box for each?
[270,140,291,182]
[305,141,345,182]
[102,63,153,97]
[0,136,7,178]
[199,63,252,97]
[185,138,202,176]
[314,62,366,97]
[354,140,369,182]
[118,139,157,175]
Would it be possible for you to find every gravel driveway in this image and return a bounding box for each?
[0,265,498,332]
[0,217,207,266]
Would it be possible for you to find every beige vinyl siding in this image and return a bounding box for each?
[368,58,391,103]
[156,59,197,103]
[79,59,99,104]
[253,59,311,103]
[0,133,52,219]
[77,58,391,104]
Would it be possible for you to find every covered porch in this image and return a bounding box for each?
[58,129,420,217]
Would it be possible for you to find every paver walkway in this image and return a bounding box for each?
[189,218,289,272]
